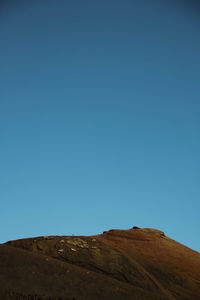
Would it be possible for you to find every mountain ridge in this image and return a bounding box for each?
[1,227,200,299]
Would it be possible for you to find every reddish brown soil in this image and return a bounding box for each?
[1,227,200,299]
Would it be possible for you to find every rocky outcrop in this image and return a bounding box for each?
[1,228,200,299]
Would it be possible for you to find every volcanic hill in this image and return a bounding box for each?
[1,227,200,299]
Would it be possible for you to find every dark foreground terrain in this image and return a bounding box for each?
[1,227,200,299]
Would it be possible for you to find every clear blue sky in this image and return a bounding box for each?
[0,1,200,251]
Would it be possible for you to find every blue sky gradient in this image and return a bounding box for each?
[0,1,200,251]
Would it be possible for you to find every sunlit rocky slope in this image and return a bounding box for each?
[1,227,200,299]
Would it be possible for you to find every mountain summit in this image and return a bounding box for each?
[1,227,200,299]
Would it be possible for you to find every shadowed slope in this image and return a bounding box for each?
[0,243,163,300]
[1,228,200,299]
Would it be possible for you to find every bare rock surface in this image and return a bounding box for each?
[1,227,200,299]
